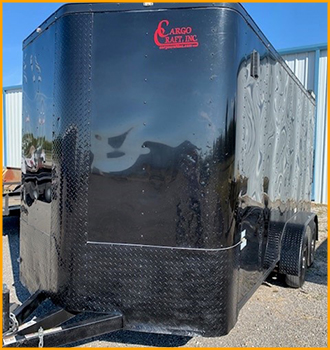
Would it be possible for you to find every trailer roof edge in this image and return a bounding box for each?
[21,2,316,104]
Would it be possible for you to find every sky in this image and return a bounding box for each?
[2,2,328,87]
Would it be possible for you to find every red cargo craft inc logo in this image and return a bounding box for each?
[154,20,199,50]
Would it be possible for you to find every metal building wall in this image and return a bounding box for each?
[280,44,328,204]
[3,86,22,168]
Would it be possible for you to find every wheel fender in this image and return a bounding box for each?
[279,212,316,276]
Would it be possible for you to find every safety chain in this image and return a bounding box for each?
[38,327,44,348]
[8,313,19,334]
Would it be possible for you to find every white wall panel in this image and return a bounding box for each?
[3,87,22,168]
[317,51,328,203]
[282,48,327,204]
[282,51,315,90]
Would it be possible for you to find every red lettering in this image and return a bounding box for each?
[154,20,199,50]
[186,35,198,43]
[154,20,169,46]
[181,27,192,35]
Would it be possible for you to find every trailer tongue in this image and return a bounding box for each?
[2,288,123,348]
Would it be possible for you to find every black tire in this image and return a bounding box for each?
[24,186,34,207]
[25,193,34,207]
[285,237,308,288]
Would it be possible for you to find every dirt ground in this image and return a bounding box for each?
[2,203,327,347]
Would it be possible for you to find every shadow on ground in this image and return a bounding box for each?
[305,238,327,286]
[66,330,190,348]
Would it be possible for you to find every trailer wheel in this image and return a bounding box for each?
[308,225,316,267]
[23,186,34,207]
[285,237,308,288]
[45,183,52,203]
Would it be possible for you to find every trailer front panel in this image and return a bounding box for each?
[20,3,315,337]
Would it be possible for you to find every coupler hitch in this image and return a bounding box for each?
[2,287,124,347]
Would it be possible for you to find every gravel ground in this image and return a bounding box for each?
[2,203,327,347]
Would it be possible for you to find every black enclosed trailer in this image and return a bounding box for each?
[3,2,318,347]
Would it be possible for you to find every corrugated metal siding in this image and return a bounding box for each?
[282,48,328,204]
[282,51,315,90]
[316,51,328,204]
[3,87,22,168]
